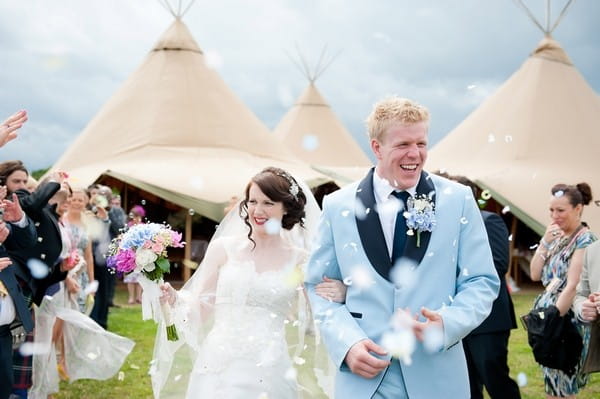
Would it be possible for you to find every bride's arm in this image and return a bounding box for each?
[315,276,347,303]
[162,238,226,300]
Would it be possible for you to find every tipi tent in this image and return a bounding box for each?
[427,35,600,235]
[50,18,329,222]
[273,82,371,168]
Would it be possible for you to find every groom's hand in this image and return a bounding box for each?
[413,307,444,341]
[345,339,390,378]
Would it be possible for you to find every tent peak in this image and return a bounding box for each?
[152,18,202,54]
[530,36,573,65]
[157,0,197,19]
[286,45,341,84]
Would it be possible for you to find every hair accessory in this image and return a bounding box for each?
[276,172,300,200]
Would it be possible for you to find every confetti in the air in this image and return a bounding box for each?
[502,205,510,214]
[302,134,319,151]
[517,372,528,387]
[265,219,282,235]
[27,259,49,279]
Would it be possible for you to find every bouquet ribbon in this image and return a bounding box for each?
[138,274,162,322]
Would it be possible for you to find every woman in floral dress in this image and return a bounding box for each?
[529,183,597,398]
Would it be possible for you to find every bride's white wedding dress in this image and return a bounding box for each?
[152,236,332,399]
[152,181,332,399]
[187,257,299,398]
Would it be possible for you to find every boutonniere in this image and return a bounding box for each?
[403,194,436,247]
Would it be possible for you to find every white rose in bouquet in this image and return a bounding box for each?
[136,248,158,271]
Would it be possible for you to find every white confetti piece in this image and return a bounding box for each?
[293,356,306,365]
[302,134,319,151]
[460,217,468,224]
[27,258,49,279]
[265,219,281,235]
[488,134,496,143]
[517,372,527,387]
[118,371,125,381]
[502,205,510,214]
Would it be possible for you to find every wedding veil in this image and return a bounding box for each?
[150,175,333,398]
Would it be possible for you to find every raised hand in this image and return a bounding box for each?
[344,339,390,378]
[0,110,28,147]
[0,257,12,271]
[0,222,9,244]
[1,194,24,222]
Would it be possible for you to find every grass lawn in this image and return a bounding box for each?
[54,284,600,398]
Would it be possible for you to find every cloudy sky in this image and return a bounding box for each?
[0,0,598,170]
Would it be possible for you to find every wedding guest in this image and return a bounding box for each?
[529,183,596,398]
[573,240,600,376]
[153,167,331,398]
[0,165,70,398]
[305,96,499,398]
[123,205,145,305]
[90,185,126,328]
[62,189,96,313]
[0,110,27,148]
[0,196,36,399]
[448,176,520,398]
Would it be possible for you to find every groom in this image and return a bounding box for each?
[305,96,500,398]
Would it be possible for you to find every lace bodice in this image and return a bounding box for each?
[193,251,303,374]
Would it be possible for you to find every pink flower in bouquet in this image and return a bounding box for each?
[151,242,164,253]
[143,240,153,249]
[115,248,137,273]
[170,231,184,247]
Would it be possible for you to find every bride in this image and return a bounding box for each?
[152,167,332,399]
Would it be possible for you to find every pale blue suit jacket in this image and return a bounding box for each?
[305,170,500,398]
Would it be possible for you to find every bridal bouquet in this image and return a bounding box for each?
[107,223,184,341]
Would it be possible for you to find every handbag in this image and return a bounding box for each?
[521,305,583,375]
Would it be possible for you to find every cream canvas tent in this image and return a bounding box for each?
[273,82,371,168]
[50,17,329,222]
[427,35,600,235]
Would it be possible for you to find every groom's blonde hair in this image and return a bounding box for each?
[366,96,430,141]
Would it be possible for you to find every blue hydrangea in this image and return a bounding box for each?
[119,223,164,250]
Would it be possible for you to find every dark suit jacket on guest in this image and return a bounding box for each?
[9,182,67,306]
[0,221,37,332]
[471,211,517,335]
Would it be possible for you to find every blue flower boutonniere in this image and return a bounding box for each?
[403,194,436,247]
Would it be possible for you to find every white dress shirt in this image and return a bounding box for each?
[0,212,28,326]
[0,293,16,326]
[372,169,418,257]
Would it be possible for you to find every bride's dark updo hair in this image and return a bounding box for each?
[240,167,307,241]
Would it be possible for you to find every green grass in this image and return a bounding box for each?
[54,285,600,398]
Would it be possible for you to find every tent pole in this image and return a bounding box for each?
[123,184,129,213]
[183,211,192,282]
[509,216,519,285]
[545,0,551,33]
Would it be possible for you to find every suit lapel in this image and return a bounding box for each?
[403,171,436,266]
[355,168,394,280]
